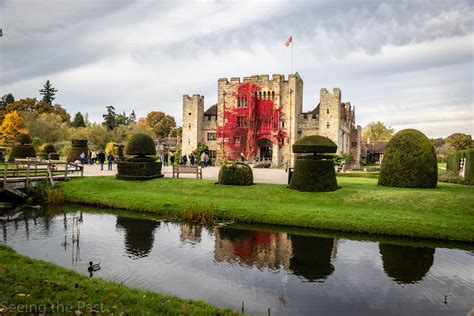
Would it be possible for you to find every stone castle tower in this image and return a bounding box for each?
[182,73,361,167]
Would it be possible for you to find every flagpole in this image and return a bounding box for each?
[290,38,293,74]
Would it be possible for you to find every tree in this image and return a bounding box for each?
[39,80,58,106]
[115,111,128,127]
[0,93,14,109]
[0,111,27,146]
[445,133,472,151]
[362,121,394,141]
[5,98,39,112]
[170,127,182,138]
[22,112,70,144]
[145,111,176,139]
[72,112,86,128]
[103,106,117,130]
[430,138,445,148]
[129,110,137,124]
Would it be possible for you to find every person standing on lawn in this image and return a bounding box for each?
[98,151,106,171]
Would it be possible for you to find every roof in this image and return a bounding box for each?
[302,103,320,117]
[204,104,217,116]
[361,141,388,154]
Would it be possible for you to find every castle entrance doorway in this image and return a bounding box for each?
[258,139,273,160]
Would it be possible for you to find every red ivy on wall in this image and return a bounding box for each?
[217,82,287,160]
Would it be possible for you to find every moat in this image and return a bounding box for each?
[1,205,473,315]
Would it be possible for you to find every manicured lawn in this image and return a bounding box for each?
[0,244,236,315]
[60,177,474,242]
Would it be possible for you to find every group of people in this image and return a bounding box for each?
[158,151,211,167]
[80,150,114,171]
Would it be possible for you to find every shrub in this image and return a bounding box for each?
[289,135,338,192]
[126,133,156,157]
[17,134,32,145]
[292,135,337,154]
[116,161,163,180]
[446,148,474,181]
[68,139,88,162]
[8,145,36,161]
[43,143,56,153]
[378,129,437,188]
[438,171,474,186]
[218,162,253,186]
[289,157,338,192]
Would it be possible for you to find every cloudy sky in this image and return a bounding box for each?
[0,0,472,137]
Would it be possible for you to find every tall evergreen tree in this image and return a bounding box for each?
[0,93,14,109]
[103,105,117,130]
[72,112,86,128]
[39,80,58,106]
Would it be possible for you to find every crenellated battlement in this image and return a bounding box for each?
[217,73,302,86]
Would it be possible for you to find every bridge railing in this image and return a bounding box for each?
[2,158,83,187]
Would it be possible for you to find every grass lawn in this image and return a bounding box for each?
[60,176,474,242]
[0,244,236,315]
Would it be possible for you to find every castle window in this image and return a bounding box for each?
[234,136,241,144]
[326,122,330,129]
[188,123,191,129]
[272,91,275,99]
[303,113,307,119]
[237,117,247,127]
[327,109,329,114]
[351,142,357,148]
[280,119,285,128]
[208,150,216,159]
[188,139,190,144]
[207,132,216,141]
[189,112,192,116]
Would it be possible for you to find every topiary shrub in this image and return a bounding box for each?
[218,162,253,186]
[378,129,437,188]
[43,143,56,153]
[117,133,162,181]
[126,133,156,157]
[289,135,338,192]
[8,145,36,161]
[17,133,33,145]
[68,139,88,162]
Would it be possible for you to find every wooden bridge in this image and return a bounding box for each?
[1,158,84,198]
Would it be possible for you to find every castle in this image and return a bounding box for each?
[182,73,361,167]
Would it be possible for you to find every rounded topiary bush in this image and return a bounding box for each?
[117,133,162,181]
[17,134,33,145]
[292,135,337,154]
[378,129,437,188]
[43,143,56,153]
[126,133,156,157]
[289,135,338,192]
[8,145,36,162]
[218,162,253,186]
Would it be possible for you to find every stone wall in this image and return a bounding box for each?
[182,94,204,156]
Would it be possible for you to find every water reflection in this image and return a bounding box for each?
[215,227,293,269]
[290,235,336,282]
[115,216,159,259]
[379,243,435,284]
[180,223,203,244]
[214,227,336,281]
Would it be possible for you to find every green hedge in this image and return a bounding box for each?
[126,133,156,156]
[116,161,163,181]
[446,148,474,180]
[17,134,32,145]
[292,135,337,154]
[337,172,379,179]
[379,129,437,188]
[218,163,253,186]
[43,143,56,153]
[289,157,338,192]
[8,145,36,161]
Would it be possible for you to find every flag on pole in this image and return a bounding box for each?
[285,35,292,47]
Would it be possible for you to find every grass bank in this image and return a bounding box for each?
[60,177,474,242]
[0,243,236,315]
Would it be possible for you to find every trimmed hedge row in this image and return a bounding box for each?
[289,157,338,192]
[116,161,163,180]
[8,145,36,162]
[218,163,253,186]
[446,148,474,180]
[379,129,437,188]
[336,172,379,179]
